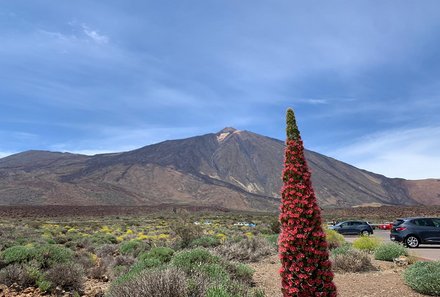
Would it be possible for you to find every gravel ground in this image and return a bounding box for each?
[250,255,425,297]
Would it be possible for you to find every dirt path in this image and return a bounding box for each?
[250,255,425,297]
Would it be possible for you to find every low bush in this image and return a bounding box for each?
[206,280,263,297]
[214,237,275,262]
[374,243,408,261]
[186,273,210,297]
[45,263,84,292]
[138,247,175,263]
[0,264,34,288]
[331,249,376,273]
[113,255,136,267]
[95,244,119,258]
[404,261,440,295]
[190,236,220,248]
[89,256,112,280]
[119,240,149,257]
[206,286,230,297]
[113,256,164,285]
[331,243,352,257]
[268,217,280,234]
[1,244,73,269]
[225,262,255,284]
[170,220,203,248]
[90,233,118,245]
[325,229,345,249]
[265,234,278,248]
[74,251,96,271]
[1,246,34,264]
[352,236,381,253]
[172,248,220,273]
[196,263,229,282]
[107,267,188,297]
[33,244,74,268]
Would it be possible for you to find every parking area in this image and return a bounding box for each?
[343,229,440,261]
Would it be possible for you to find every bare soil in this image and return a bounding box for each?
[250,255,425,297]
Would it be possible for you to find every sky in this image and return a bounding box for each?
[1,1,440,179]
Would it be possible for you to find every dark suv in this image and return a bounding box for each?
[329,220,373,235]
[390,217,440,248]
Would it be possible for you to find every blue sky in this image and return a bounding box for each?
[1,1,440,179]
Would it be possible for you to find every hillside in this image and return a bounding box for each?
[0,128,438,211]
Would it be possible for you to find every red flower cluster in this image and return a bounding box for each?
[279,110,337,296]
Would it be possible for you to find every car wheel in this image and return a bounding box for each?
[405,236,420,248]
[361,230,371,236]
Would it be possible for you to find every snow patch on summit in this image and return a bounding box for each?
[217,132,230,142]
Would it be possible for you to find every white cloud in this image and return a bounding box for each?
[0,151,14,159]
[82,25,109,44]
[328,127,440,179]
[294,98,329,105]
[49,126,208,156]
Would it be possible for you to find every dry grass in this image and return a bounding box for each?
[214,237,275,262]
[107,267,188,297]
[331,249,377,273]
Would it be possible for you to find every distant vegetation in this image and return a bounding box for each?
[0,212,276,296]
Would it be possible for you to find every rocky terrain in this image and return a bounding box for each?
[0,128,439,211]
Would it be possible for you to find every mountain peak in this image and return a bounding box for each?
[218,127,237,134]
[216,127,240,142]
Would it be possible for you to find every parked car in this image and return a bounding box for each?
[329,220,374,235]
[378,222,393,230]
[390,217,440,248]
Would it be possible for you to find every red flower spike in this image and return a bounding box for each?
[279,109,337,296]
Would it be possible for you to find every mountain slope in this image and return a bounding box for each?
[0,128,438,210]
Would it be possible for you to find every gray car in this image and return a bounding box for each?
[390,217,440,248]
[329,220,373,235]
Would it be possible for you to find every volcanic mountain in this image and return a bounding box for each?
[0,128,439,211]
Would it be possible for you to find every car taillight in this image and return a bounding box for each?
[395,227,407,232]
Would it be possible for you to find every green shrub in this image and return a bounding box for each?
[226,262,254,283]
[197,263,229,282]
[325,229,345,249]
[172,249,220,273]
[204,281,259,297]
[352,235,380,252]
[404,261,440,295]
[1,246,34,264]
[265,234,278,247]
[132,258,163,272]
[331,249,376,273]
[331,243,352,257]
[33,244,74,268]
[138,247,175,263]
[37,279,52,293]
[206,286,230,297]
[114,257,163,285]
[268,217,280,234]
[90,233,118,245]
[374,243,408,261]
[1,244,74,268]
[190,236,220,248]
[119,240,148,257]
[352,236,381,253]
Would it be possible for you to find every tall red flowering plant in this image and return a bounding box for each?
[279,109,336,296]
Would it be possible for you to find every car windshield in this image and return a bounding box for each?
[393,219,404,226]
